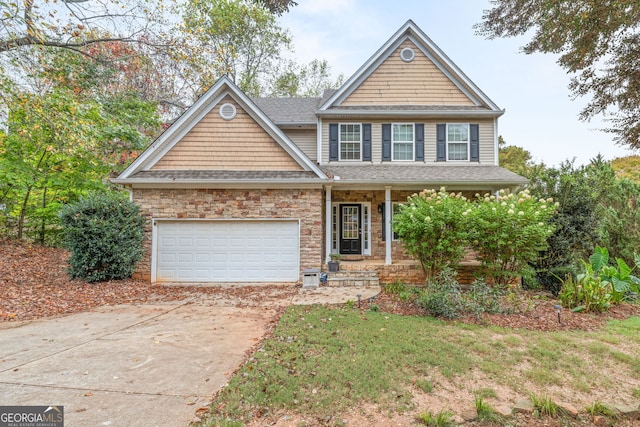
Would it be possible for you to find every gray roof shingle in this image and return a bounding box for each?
[251,97,321,124]
[322,164,528,185]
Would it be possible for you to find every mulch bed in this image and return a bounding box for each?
[0,239,297,321]
[2,239,640,331]
[355,283,640,332]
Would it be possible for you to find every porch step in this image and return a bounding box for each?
[324,270,379,287]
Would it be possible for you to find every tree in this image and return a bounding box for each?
[0,0,296,54]
[498,135,542,177]
[181,0,294,96]
[270,59,344,97]
[477,0,640,149]
[612,155,640,183]
[0,46,160,244]
[526,161,601,294]
[0,0,172,54]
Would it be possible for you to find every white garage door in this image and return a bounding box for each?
[155,220,300,282]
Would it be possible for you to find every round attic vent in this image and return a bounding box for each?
[400,47,415,62]
[219,103,237,120]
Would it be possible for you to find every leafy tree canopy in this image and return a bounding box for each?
[0,0,296,54]
[477,0,640,149]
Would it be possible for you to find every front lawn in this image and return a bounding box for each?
[195,303,640,426]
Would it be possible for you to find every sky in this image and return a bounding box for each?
[278,0,636,166]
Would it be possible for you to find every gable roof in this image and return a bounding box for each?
[252,97,321,126]
[114,76,327,184]
[318,20,504,118]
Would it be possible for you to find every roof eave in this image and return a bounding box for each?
[110,178,329,189]
[316,109,505,118]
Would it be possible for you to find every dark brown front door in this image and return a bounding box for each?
[340,204,361,254]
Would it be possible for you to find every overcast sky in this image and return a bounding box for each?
[278,0,636,166]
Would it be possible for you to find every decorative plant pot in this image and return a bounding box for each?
[328,261,339,272]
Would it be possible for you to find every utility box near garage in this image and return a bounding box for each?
[302,268,321,289]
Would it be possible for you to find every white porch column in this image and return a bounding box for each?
[385,186,392,265]
[325,185,333,264]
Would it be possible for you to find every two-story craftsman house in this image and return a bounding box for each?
[114,20,527,284]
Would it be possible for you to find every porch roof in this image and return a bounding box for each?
[322,164,528,187]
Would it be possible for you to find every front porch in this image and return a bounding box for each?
[322,185,483,285]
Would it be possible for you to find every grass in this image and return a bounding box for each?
[194,304,640,425]
[418,409,455,427]
[530,393,562,417]
[586,401,619,419]
[474,395,505,423]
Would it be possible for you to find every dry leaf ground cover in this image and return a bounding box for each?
[0,239,296,321]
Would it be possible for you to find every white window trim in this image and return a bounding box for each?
[391,202,401,241]
[331,202,371,256]
[446,123,470,162]
[338,123,362,161]
[391,123,414,161]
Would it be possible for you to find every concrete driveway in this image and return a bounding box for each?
[0,286,379,427]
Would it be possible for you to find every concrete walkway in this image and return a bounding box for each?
[0,285,380,427]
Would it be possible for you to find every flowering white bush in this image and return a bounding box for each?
[466,189,557,286]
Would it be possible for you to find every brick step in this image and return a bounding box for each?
[325,277,380,287]
[323,270,379,287]
[326,270,378,278]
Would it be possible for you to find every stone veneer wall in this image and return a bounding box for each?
[132,188,323,282]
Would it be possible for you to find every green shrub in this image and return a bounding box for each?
[527,161,601,294]
[394,188,470,282]
[463,280,503,317]
[59,192,145,282]
[416,269,463,319]
[467,189,557,287]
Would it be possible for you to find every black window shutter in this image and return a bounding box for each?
[470,124,480,162]
[382,124,391,161]
[362,123,372,161]
[415,123,424,161]
[436,123,446,162]
[329,123,339,161]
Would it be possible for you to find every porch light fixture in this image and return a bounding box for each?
[377,203,384,214]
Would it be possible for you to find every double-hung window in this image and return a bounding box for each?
[447,123,469,161]
[339,124,362,160]
[392,123,414,161]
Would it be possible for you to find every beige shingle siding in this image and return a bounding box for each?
[340,41,475,107]
[152,96,303,171]
[321,119,495,164]
[283,129,317,162]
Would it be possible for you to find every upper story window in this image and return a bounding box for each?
[392,124,414,161]
[340,123,362,161]
[447,123,469,161]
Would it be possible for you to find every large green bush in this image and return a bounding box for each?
[466,189,557,287]
[394,188,470,282]
[526,162,600,294]
[59,192,145,282]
